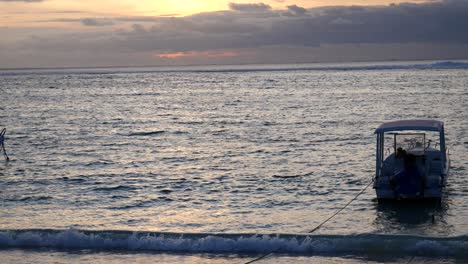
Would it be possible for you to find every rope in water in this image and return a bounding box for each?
[244,180,374,264]
[307,180,373,233]
[406,255,416,264]
[0,128,9,161]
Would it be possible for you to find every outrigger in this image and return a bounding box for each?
[374,120,449,201]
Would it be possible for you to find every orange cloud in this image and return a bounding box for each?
[154,50,247,59]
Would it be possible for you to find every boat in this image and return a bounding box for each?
[373,120,450,201]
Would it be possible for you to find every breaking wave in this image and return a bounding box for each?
[0,229,467,258]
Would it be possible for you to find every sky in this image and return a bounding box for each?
[1,0,468,68]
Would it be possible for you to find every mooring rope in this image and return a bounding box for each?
[244,180,374,264]
[406,256,416,264]
[0,128,9,161]
[307,180,373,233]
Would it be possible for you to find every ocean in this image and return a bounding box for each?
[1,61,467,263]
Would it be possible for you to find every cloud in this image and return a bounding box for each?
[3,0,468,67]
[131,23,146,34]
[286,4,307,16]
[81,18,114,26]
[8,10,81,14]
[228,2,271,12]
[21,0,468,51]
[154,50,249,59]
[329,17,353,25]
[108,0,468,52]
[40,15,171,25]
[39,16,166,26]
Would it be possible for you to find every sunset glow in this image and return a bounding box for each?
[1,0,467,68]
[154,50,247,59]
[1,0,437,27]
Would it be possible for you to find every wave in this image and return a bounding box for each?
[92,185,136,192]
[316,61,468,71]
[127,131,166,136]
[1,61,467,75]
[0,229,467,258]
[6,196,52,202]
[272,172,314,179]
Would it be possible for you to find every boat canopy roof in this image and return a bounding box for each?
[374,120,444,133]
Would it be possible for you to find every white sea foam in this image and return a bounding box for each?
[0,229,467,257]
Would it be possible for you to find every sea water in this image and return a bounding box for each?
[1,61,467,263]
